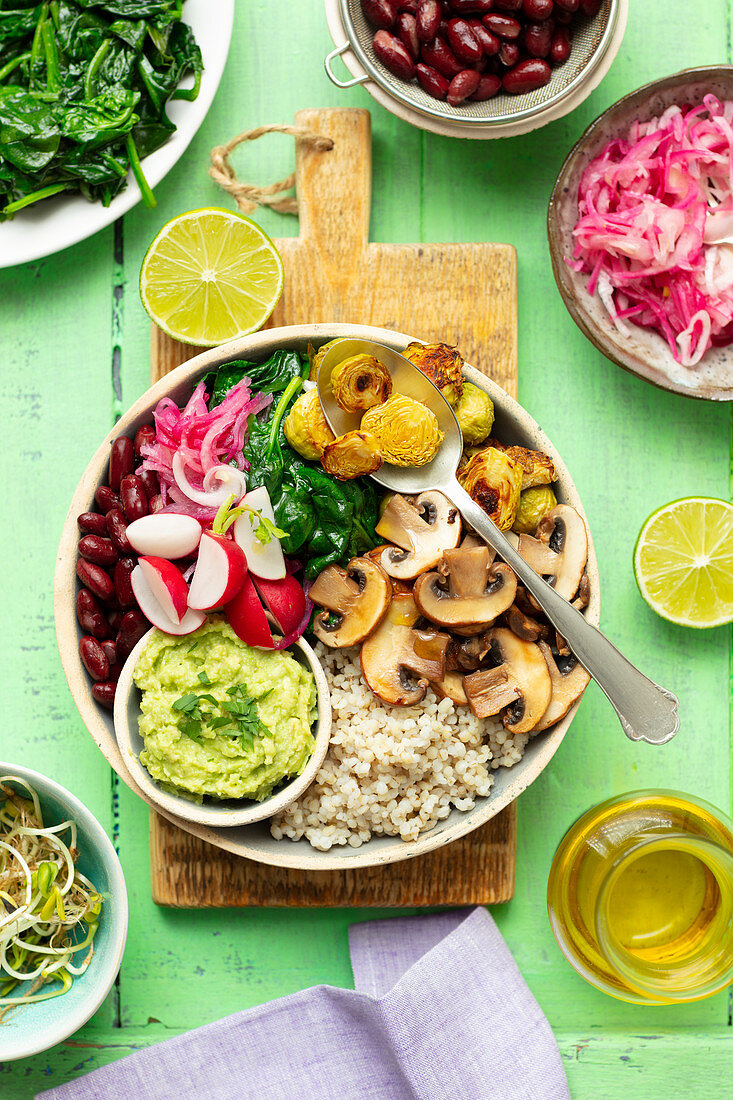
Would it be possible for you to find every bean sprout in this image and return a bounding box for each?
[0,776,104,1021]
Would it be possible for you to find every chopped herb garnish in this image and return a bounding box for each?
[197,671,211,685]
[211,495,288,545]
[172,682,272,749]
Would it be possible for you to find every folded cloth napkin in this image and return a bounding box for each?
[37,907,569,1100]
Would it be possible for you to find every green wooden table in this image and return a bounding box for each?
[1,2,732,1095]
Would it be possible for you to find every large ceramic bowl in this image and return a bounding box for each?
[548,66,733,402]
[0,763,128,1061]
[55,323,600,870]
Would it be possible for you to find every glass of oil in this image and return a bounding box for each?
[547,790,733,1003]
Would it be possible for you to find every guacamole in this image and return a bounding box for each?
[133,618,317,803]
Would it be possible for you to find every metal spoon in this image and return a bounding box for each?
[317,338,679,746]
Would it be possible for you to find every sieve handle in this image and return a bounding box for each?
[324,44,370,89]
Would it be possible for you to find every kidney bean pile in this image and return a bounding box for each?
[362,0,602,104]
[75,426,161,710]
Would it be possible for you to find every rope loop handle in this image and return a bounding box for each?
[209,124,334,215]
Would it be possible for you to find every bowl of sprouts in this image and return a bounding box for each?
[0,763,127,1061]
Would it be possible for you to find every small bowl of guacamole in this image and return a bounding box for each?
[113,618,331,828]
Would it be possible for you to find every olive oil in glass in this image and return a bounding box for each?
[547,790,733,1003]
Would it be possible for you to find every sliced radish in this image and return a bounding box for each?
[188,532,246,611]
[126,513,202,559]
[225,574,274,648]
[253,574,306,637]
[137,556,189,623]
[131,565,206,636]
[232,486,286,580]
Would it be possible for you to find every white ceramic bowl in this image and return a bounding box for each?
[0,763,128,1061]
[113,629,332,828]
[55,323,600,870]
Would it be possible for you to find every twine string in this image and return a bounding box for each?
[209,123,334,215]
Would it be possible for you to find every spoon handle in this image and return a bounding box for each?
[446,480,680,746]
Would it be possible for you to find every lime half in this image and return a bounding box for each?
[139,208,284,347]
[634,497,733,628]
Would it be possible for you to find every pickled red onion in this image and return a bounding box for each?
[571,95,733,366]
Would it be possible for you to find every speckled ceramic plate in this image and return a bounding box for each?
[548,65,733,401]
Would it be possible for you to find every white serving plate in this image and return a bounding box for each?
[0,0,234,269]
[55,323,600,870]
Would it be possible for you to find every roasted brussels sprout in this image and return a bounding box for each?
[512,486,558,535]
[402,342,464,406]
[361,394,444,467]
[320,431,383,480]
[331,354,393,413]
[490,441,556,489]
[283,389,335,460]
[458,447,522,530]
[453,383,495,445]
[308,339,341,381]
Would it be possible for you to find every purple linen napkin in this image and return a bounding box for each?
[37,907,569,1100]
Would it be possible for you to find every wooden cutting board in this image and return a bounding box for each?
[150,107,518,908]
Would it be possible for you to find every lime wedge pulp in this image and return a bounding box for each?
[634,497,733,628]
[139,208,284,347]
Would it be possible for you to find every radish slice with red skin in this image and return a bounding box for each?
[131,565,206,636]
[253,574,307,637]
[137,556,189,622]
[225,574,275,649]
[126,513,202,559]
[188,532,247,611]
[232,486,286,580]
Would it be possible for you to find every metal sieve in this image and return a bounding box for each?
[326,0,621,130]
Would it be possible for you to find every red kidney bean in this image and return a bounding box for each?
[114,557,136,609]
[397,12,420,58]
[108,436,134,491]
[502,56,551,91]
[469,19,501,53]
[76,559,114,602]
[494,0,522,10]
[373,30,417,79]
[446,18,482,62]
[77,511,108,536]
[116,610,149,662]
[363,0,398,28]
[498,40,520,64]
[554,0,578,9]
[135,468,159,500]
[91,681,117,710]
[76,589,109,640]
[133,424,156,459]
[416,61,450,97]
[580,0,601,14]
[449,0,494,12]
[80,636,110,682]
[149,494,165,515]
[106,508,133,554]
[524,19,553,56]
[416,0,441,40]
[447,67,481,105]
[553,6,572,21]
[94,485,121,514]
[120,474,149,523]
[79,535,118,568]
[421,35,463,76]
[100,640,123,682]
[468,72,502,99]
[550,25,571,61]
[398,0,418,11]
[107,609,124,633]
[483,12,521,37]
[524,0,554,15]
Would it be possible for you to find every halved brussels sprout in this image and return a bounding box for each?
[320,430,383,480]
[361,394,444,467]
[283,389,335,460]
[453,383,495,445]
[402,342,464,406]
[512,486,558,535]
[331,354,393,413]
[308,339,341,382]
[458,447,522,530]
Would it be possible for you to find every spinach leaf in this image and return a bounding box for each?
[205,350,309,407]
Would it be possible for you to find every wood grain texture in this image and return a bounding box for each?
[149,105,518,910]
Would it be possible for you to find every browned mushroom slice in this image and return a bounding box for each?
[376,490,461,580]
[309,557,391,647]
[464,627,551,734]
[363,545,412,595]
[464,665,520,718]
[429,671,468,707]
[360,593,450,706]
[504,603,550,643]
[446,634,491,672]
[554,573,592,656]
[517,505,588,601]
[534,641,591,732]
[413,546,516,633]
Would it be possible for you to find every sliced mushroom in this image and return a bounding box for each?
[517,505,588,601]
[430,671,468,706]
[364,545,412,595]
[464,627,551,734]
[413,546,516,633]
[534,642,591,732]
[504,603,550,643]
[309,557,391,647]
[446,634,491,672]
[375,490,461,579]
[554,573,592,655]
[360,593,450,706]
[460,530,494,560]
